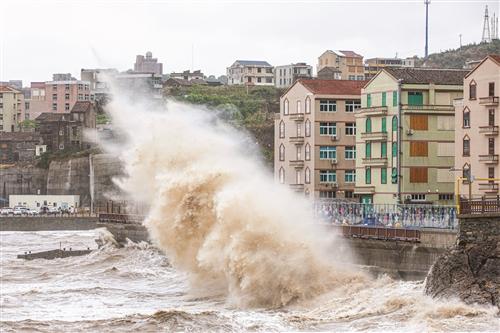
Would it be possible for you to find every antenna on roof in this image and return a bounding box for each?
[424,0,430,59]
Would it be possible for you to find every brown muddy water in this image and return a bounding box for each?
[1,229,498,332]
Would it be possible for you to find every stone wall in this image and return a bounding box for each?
[47,157,91,206]
[425,214,500,307]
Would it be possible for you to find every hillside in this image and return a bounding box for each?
[421,40,500,68]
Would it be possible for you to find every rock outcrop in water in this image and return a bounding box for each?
[425,215,499,308]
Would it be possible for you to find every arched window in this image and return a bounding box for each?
[296,169,301,184]
[463,135,470,156]
[296,122,302,136]
[283,99,289,115]
[305,167,311,184]
[469,80,477,100]
[365,117,372,133]
[305,119,311,137]
[279,167,285,184]
[296,100,302,114]
[392,141,397,157]
[463,107,470,128]
[462,163,471,182]
[392,116,398,132]
[305,143,311,160]
[305,97,311,114]
[279,121,285,138]
[279,144,285,161]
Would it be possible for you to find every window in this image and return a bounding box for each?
[305,97,311,114]
[367,94,372,107]
[345,122,356,136]
[365,142,371,158]
[391,167,398,184]
[257,78,262,83]
[320,170,336,183]
[410,141,428,156]
[296,122,302,136]
[52,103,57,111]
[489,82,495,97]
[365,167,371,184]
[410,115,428,130]
[392,91,398,106]
[257,67,261,73]
[52,85,57,91]
[78,94,83,100]
[469,81,477,99]
[381,92,387,107]
[365,117,372,133]
[279,121,285,138]
[489,138,495,155]
[319,191,336,198]
[296,169,301,184]
[305,119,311,137]
[319,122,336,136]
[305,143,311,160]
[279,144,285,161]
[319,100,336,112]
[463,136,470,156]
[345,146,356,160]
[65,93,70,100]
[489,109,495,126]
[265,77,272,83]
[410,167,428,183]
[463,163,471,181]
[410,194,426,202]
[408,91,423,106]
[305,167,311,184]
[52,94,57,101]
[345,170,356,183]
[283,99,289,115]
[381,168,387,184]
[296,146,302,160]
[319,146,336,160]
[392,116,398,132]
[463,107,470,128]
[296,100,302,114]
[78,84,83,90]
[381,142,387,157]
[488,167,495,180]
[65,103,70,111]
[439,194,454,201]
[345,100,361,112]
[279,168,285,184]
[345,191,354,198]
[381,117,387,133]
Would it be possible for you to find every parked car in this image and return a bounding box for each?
[39,206,57,215]
[29,209,39,216]
[13,207,24,216]
[0,207,14,216]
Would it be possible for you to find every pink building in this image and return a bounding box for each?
[455,55,500,197]
[24,82,47,120]
[45,80,91,113]
[134,51,163,75]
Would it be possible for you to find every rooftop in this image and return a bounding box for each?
[36,112,72,122]
[233,60,272,67]
[0,85,21,93]
[298,79,366,95]
[383,67,469,85]
[338,50,363,58]
[71,101,94,113]
[0,132,41,142]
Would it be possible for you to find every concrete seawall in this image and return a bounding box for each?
[0,217,99,231]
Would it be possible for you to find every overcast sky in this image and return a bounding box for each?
[0,0,498,84]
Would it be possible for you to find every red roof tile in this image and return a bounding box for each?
[338,50,363,58]
[299,79,366,95]
[0,85,20,93]
[489,54,500,65]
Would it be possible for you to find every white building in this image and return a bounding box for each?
[274,63,313,88]
[9,195,80,210]
[226,60,274,86]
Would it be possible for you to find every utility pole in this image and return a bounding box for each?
[424,0,430,59]
[459,34,462,48]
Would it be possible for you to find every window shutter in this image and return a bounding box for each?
[410,141,428,156]
[410,167,428,183]
[410,115,428,130]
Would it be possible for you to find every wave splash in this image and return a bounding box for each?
[104,92,363,308]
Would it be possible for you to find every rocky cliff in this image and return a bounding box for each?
[425,215,499,308]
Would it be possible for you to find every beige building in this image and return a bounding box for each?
[364,57,416,80]
[317,50,364,81]
[274,79,365,199]
[455,55,500,197]
[355,68,468,205]
[0,85,25,132]
[227,60,274,86]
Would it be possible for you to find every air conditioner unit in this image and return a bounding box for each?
[331,135,337,141]
[331,182,338,188]
[406,129,414,136]
[330,158,337,165]
[406,195,412,200]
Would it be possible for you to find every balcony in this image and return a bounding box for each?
[478,182,499,193]
[289,136,304,145]
[401,104,455,114]
[355,186,376,194]
[479,154,499,164]
[289,184,305,192]
[479,125,499,136]
[289,113,304,121]
[318,182,338,189]
[360,131,388,141]
[479,96,499,106]
[289,159,304,168]
[362,157,388,167]
[357,106,388,116]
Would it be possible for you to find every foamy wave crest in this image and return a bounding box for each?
[103,86,363,308]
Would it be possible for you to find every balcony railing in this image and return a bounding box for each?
[401,104,455,113]
[360,131,388,141]
[362,157,388,166]
[479,96,499,106]
[289,113,305,121]
[289,183,305,192]
[289,159,304,168]
[354,186,376,194]
[479,125,499,136]
[478,182,499,193]
[459,197,500,215]
[479,154,499,164]
[289,136,304,144]
[357,106,388,116]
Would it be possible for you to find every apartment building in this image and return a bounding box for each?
[80,68,118,103]
[23,82,48,121]
[227,60,274,86]
[364,57,416,80]
[455,55,500,197]
[134,51,163,75]
[274,79,365,199]
[170,70,205,81]
[355,68,468,205]
[0,86,25,132]
[114,72,163,99]
[45,79,92,113]
[317,50,364,80]
[274,63,312,88]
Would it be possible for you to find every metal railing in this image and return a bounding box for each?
[459,196,500,214]
[314,200,457,229]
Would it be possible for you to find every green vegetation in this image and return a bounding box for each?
[419,40,500,68]
[96,113,110,125]
[36,147,101,169]
[19,119,37,130]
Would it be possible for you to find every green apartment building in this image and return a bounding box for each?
[354,68,468,205]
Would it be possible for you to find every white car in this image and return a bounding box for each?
[0,207,14,216]
[13,207,24,216]
[28,209,39,216]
